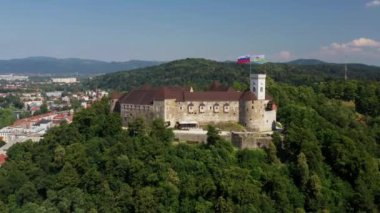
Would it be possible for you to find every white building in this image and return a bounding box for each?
[46,91,63,98]
[0,74,29,81]
[117,74,277,132]
[51,77,78,84]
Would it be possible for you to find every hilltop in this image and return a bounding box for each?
[287,59,326,65]
[86,58,380,91]
[1,77,379,212]
[0,57,162,76]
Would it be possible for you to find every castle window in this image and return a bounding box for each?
[213,103,220,113]
[188,103,194,113]
[180,106,183,110]
[199,103,206,113]
[223,103,230,113]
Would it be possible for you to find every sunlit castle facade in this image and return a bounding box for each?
[114,74,277,132]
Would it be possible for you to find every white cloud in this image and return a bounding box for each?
[350,38,380,47]
[321,37,380,55]
[278,51,292,60]
[366,0,380,7]
[273,50,294,62]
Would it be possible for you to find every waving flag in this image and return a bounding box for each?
[237,55,250,64]
[252,54,267,64]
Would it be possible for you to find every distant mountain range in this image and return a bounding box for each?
[0,57,162,76]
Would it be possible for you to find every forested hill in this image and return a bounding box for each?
[1,80,380,211]
[0,57,162,76]
[86,58,380,91]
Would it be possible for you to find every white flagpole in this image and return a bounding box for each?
[250,59,252,75]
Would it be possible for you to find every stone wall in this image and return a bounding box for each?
[173,101,240,126]
[231,132,273,149]
[120,103,162,125]
[173,129,230,143]
[240,100,275,132]
[120,98,276,133]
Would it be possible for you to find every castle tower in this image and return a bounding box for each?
[250,74,266,100]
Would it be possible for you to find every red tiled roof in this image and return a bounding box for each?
[110,92,124,100]
[119,82,259,105]
[183,91,242,101]
[30,106,40,111]
[119,86,188,105]
[0,154,7,166]
[53,114,65,120]
[11,112,60,128]
[240,90,257,101]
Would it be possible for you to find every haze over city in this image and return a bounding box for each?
[1,0,379,65]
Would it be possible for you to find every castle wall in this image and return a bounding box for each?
[121,99,276,132]
[120,103,163,125]
[263,110,276,132]
[119,73,277,133]
[172,101,240,126]
[231,132,272,149]
[173,129,231,143]
[239,100,275,132]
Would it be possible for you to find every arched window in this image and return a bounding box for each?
[188,103,194,113]
[213,103,220,113]
[223,103,230,113]
[199,103,206,113]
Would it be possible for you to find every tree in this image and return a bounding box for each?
[56,162,80,189]
[206,125,221,146]
[150,118,174,144]
[296,152,310,188]
[135,187,158,213]
[0,108,15,128]
[128,117,147,137]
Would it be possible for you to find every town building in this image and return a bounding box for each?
[0,154,7,166]
[0,111,73,143]
[51,77,78,84]
[115,74,277,132]
[0,74,29,81]
[46,91,63,98]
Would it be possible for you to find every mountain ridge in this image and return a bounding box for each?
[86,58,380,91]
[287,58,327,65]
[0,56,163,76]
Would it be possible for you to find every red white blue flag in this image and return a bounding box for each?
[237,55,250,64]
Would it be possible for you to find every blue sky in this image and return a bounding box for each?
[0,0,379,65]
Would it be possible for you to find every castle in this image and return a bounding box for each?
[113,74,277,132]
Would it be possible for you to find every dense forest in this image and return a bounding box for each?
[0,59,380,212]
[86,58,380,91]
